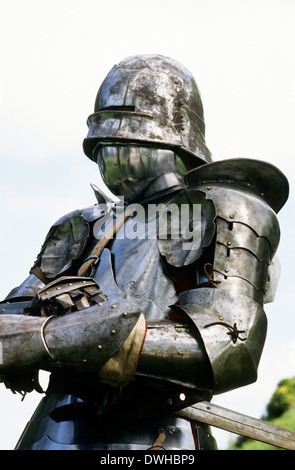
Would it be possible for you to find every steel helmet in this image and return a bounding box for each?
[83,54,212,169]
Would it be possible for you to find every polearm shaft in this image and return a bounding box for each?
[176,400,295,450]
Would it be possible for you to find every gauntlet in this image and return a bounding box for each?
[0,277,146,392]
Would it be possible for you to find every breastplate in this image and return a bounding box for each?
[93,210,178,321]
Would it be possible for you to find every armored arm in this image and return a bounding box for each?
[0,160,288,398]
[138,159,288,395]
[0,275,146,393]
[137,289,266,395]
[0,207,149,395]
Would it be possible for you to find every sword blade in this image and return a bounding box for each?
[176,401,295,450]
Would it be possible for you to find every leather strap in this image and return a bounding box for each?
[149,428,166,450]
[30,266,51,285]
[78,205,135,277]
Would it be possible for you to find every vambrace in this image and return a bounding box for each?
[136,288,266,396]
[0,278,146,391]
[176,288,267,394]
[153,158,287,396]
[136,318,214,394]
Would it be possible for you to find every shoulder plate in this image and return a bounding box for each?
[30,205,106,282]
[185,158,289,213]
[157,189,216,267]
[185,158,288,304]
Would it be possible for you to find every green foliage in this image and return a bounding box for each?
[264,377,295,420]
[230,377,295,450]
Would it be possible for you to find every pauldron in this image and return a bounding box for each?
[159,159,288,301]
[187,160,284,306]
[29,205,105,283]
[156,158,288,393]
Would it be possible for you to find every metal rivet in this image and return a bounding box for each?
[123,312,128,316]
[207,187,212,190]
[229,214,234,219]
[179,393,186,401]
[111,304,117,309]
[225,268,229,273]
[97,345,102,350]
[227,241,231,246]
[56,287,61,290]
[98,302,103,306]
[82,359,87,363]
[111,329,116,335]
[219,316,224,320]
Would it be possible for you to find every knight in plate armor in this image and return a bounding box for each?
[0,55,289,450]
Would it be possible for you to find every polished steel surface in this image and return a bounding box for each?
[0,297,144,390]
[0,54,290,450]
[216,217,271,262]
[15,392,202,450]
[211,274,264,305]
[214,243,268,292]
[186,157,289,213]
[137,319,213,390]
[179,288,267,394]
[83,54,212,167]
[195,183,281,251]
[103,217,178,321]
[38,215,90,279]
[184,166,283,312]
[157,189,216,267]
[96,144,185,202]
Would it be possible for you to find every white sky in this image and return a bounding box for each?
[0,0,295,450]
